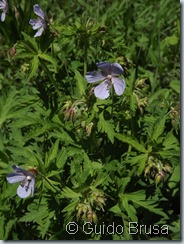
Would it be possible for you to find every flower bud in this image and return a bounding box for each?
[155,171,165,187]
[8,47,16,58]
[86,211,93,223]
[92,212,98,224]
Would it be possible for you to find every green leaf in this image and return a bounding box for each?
[97,113,115,143]
[27,56,39,81]
[127,154,148,175]
[122,197,137,221]
[38,53,57,72]
[21,32,39,52]
[109,203,122,216]
[47,139,60,164]
[60,187,82,199]
[56,147,68,169]
[74,70,87,96]
[169,80,180,94]
[115,133,148,153]
[120,190,168,220]
[151,116,166,141]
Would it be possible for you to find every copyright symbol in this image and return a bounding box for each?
[66,222,78,234]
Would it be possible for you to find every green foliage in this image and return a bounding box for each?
[0,0,180,241]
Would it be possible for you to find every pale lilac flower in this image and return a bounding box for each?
[6,165,35,198]
[86,61,126,100]
[0,0,8,22]
[29,4,46,37]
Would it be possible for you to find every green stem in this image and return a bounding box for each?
[84,37,88,76]
[40,60,61,96]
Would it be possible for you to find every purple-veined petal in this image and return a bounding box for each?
[34,26,44,37]
[29,19,40,28]
[96,61,111,70]
[12,165,28,175]
[12,165,23,171]
[30,19,43,30]
[1,11,5,21]
[17,176,35,198]
[0,4,5,9]
[17,183,31,198]
[33,4,45,20]
[0,0,7,8]
[111,63,124,75]
[86,71,105,83]
[96,61,111,76]
[112,77,126,96]
[94,80,111,99]
[6,172,26,183]
[11,165,34,178]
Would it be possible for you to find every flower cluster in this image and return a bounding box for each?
[86,61,126,99]
[29,4,46,37]
[6,165,36,198]
[0,2,46,38]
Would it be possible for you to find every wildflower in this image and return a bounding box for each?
[86,61,126,99]
[6,165,35,198]
[29,4,46,37]
[0,0,8,22]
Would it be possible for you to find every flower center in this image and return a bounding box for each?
[107,75,112,80]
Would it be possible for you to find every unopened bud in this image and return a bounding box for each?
[155,171,165,187]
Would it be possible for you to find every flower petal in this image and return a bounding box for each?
[17,183,31,198]
[33,4,45,20]
[94,80,111,99]
[0,4,5,9]
[86,71,105,83]
[96,61,111,76]
[1,11,5,21]
[29,19,42,29]
[11,165,35,178]
[0,0,7,8]
[6,173,26,183]
[96,61,111,70]
[34,26,44,37]
[112,77,126,96]
[111,63,124,75]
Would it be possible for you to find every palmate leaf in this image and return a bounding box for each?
[151,116,166,141]
[168,220,180,240]
[62,198,80,224]
[115,133,148,153]
[97,113,115,144]
[0,87,19,126]
[21,32,39,52]
[3,218,18,240]
[19,205,55,238]
[38,53,57,73]
[127,153,148,175]
[60,187,82,199]
[119,190,168,221]
[37,211,55,239]
[162,130,179,150]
